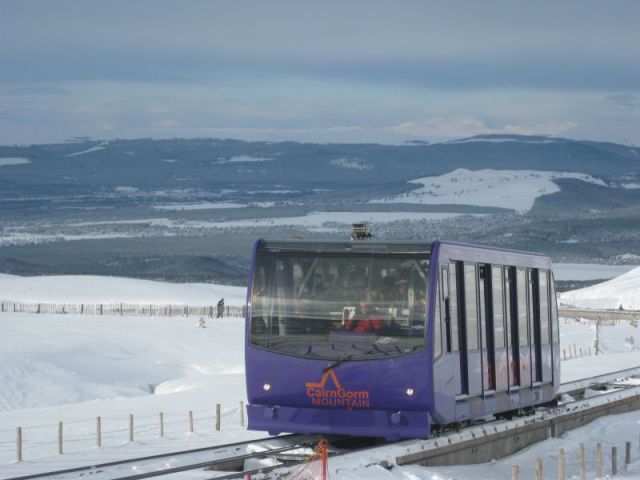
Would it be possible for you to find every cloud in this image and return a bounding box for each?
[605,93,637,109]
[387,116,576,138]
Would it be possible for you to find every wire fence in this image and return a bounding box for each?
[3,402,246,462]
[0,300,246,318]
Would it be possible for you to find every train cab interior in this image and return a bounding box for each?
[250,251,431,360]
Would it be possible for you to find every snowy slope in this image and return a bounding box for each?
[2,273,640,479]
[373,168,606,212]
[0,274,246,305]
[560,266,640,309]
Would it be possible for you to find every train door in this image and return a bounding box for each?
[529,269,543,384]
[491,265,509,392]
[478,265,495,392]
[442,264,462,396]
[538,270,553,383]
[516,268,532,387]
[449,263,465,395]
[505,267,520,388]
[461,263,482,396]
[550,272,561,384]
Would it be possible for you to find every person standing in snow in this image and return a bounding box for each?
[217,298,225,318]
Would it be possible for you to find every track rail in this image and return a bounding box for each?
[2,435,317,480]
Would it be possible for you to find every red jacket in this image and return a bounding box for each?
[345,313,383,333]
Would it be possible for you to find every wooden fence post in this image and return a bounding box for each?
[596,442,602,478]
[97,416,102,447]
[579,443,585,480]
[612,446,618,475]
[16,427,22,462]
[58,421,63,454]
[129,414,134,442]
[216,404,221,431]
[160,412,164,438]
[511,465,519,480]
[189,411,194,433]
[558,448,565,480]
[626,441,631,469]
[240,401,245,427]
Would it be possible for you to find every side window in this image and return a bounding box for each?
[491,266,505,349]
[434,282,442,358]
[550,272,560,344]
[516,268,528,346]
[464,263,479,351]
[442,266,452,353]
[539,270,550,345]
[449,263,459,353]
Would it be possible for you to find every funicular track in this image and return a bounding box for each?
[6,366,640,480]
[1,435,320,480]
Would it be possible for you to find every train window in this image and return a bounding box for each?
[516,268,528,346]
[478,266,487,350]
[442,266,452,353]
[491,266,505,349]
[250,253,430,360]
[550,272,560,344]
[434,282,442,358]
[449,264,459,353]
[464,263,479,351]
[539,270,550,345]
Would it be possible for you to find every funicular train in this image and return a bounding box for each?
[245,239,560,440]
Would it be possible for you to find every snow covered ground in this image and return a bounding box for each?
[560,266,640,310]
[1,270,640,479]
[373,168,606,212]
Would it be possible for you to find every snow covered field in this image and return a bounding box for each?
[373,168,607,212]
[1,270,640,478]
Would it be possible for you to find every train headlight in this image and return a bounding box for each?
[406,388,414,396]
[263,383,271,391]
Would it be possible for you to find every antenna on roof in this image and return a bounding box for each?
[351,223,373,240]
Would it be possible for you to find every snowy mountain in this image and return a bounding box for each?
[560,266,640,310]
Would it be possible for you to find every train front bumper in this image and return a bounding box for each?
[247,404,430,440]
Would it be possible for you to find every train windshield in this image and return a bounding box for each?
[250,253,429,360]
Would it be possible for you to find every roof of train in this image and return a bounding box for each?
[255,239,549,260]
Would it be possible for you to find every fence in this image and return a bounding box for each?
[511,438,637,479]
[7,402,245,462]
[0,300,246,318]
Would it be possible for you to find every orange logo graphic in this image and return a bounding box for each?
[305,369,370,409]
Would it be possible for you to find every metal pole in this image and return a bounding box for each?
[596,442,602,478]
[97,417,102,447]
[612,446,618,475]
[216,404,221,431]
[240,401,245,427]
[579,443,585,480]
[160,412,164,438]
[129,414,134,442]
[535,459,542,480]
[558,448,565,480]
[189,411,194,433]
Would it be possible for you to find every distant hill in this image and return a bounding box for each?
[1,135,638,196]
[2,134,640,282]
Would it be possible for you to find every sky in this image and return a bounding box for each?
[0,0,639,145]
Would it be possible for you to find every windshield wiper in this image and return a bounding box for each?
[323,348,377,372]
[322,353,357,372]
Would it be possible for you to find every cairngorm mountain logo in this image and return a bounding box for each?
[305,369,370,409]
